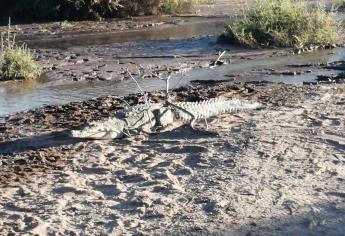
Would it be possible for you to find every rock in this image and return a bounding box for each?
[97,74,113,81]
[303,81,317,85]
[294,48,302,55]
[282,71,297,76]
[75,59,84,64]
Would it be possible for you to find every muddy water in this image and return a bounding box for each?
[24,17,229,50]
[1,47,344,117]
[189,48,345,83]
[1,14,345,116]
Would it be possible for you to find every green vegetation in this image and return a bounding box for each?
[0,0,214,22]
[0,0,123,22]
[338,0,345,11]
[60,20,74,29]
[120,0,161,16]
[160,0,215,14]
[220,0,340,48]
[0,21,41,80]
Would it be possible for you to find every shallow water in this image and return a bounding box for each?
[24,17,229,50]
[1,13,345,116]
[1,47,344,116]
[188,47,345,83]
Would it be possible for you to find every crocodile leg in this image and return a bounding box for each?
[204,118,209,130]
[166,101,196,128]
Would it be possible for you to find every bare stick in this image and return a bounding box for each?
[204,118,209,130]
[173,55,188,89]
[216,51,226,62]
[210,50,226,68]
[126,69,144,95]
[126,68,150,107]
[166,75,171,103]
[148,71,172,103]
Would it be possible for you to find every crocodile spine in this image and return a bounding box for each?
[171,98,262,121]
[71,97,262,139]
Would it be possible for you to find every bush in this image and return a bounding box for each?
[0,22,41,80]
[220,0,340,48]
[0,0,167,22]
[0,0,122,22]
[118,0,161,16]
[338,1,345,11]
[60,20,74,29]
[0,0,210,22]
[160,0,215,14]
[160,0,194,13]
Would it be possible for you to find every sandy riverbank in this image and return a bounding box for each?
[0,0,344,235]
[0,82,344,235]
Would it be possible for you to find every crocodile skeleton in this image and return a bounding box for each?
[71,97,262,139]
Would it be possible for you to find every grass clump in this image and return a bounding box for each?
[337,0,345,11]
[60,20,74,29]
[160,0,215,14]
[220,0,340,48]
[0,21,41,80]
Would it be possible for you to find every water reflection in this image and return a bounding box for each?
[0,47,344,116]
[24,17,229,50]
[189,47,345,84]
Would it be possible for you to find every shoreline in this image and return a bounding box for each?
[0,1,344,234]
[0,81,344,235]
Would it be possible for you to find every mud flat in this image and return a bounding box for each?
[0,80,344,235]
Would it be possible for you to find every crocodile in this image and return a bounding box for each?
[71,97,262,139]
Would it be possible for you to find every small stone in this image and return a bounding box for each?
[98,74,113,81]
[282,71,297,76]
[85,76,95,81]
[294,48,302,55]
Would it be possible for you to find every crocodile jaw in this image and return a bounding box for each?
[71,118,126,139]
[71,129,124,139]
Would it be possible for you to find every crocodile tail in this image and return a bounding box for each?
[173,98,262,121]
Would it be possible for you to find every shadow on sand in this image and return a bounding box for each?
[0,131,81,154]
[0,125,219,155]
